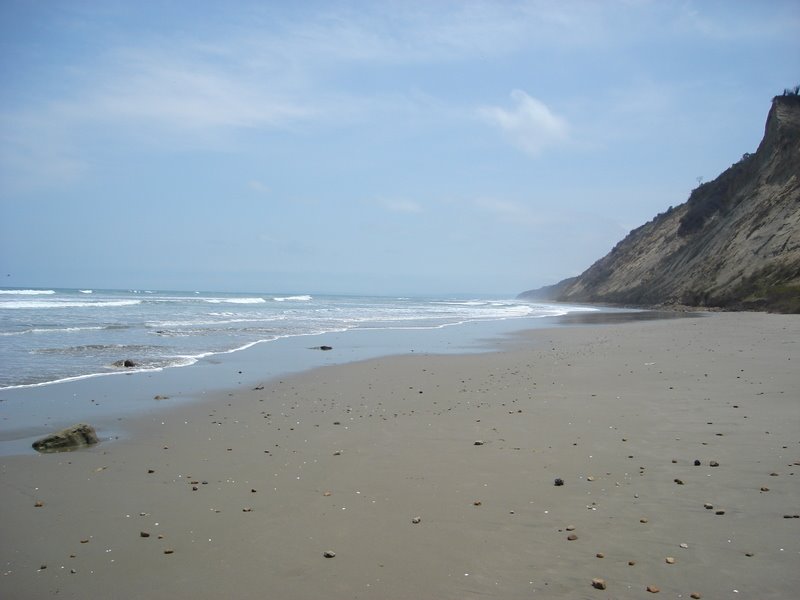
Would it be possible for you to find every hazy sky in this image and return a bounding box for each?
[1,1,798,296]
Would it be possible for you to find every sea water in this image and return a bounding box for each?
[0,288,596,390]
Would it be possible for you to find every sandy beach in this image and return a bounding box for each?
[1,312,798,599]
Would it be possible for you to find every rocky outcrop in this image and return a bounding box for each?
[32,423,99,453]
[519,95,800,313]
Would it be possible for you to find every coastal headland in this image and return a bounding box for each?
[1,312,798,599]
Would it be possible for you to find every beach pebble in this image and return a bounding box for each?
[567,534,578,541]
[760,486,770,492]
[473,500,482,506]
[628,560,636,566]
[473,440,484,446]
[690,593,702,599]
[587,476,595,481]
[703,503,713,510]
[715,510,725,515]
[646,585,660,593]
[596,553,605,558]
[591,578,607,590]
[140,531,150,538]
[680,543,688,549]
[745,552,754,557]
[665,557,675,564]
[674,478,684,485]
[323,491,332,497]
[694,459,701,466]
[554,478,564,486]
[242,507,252,512]
[323,550,336,558]
[34,501,44,508]
[565,525,576,531]
[163,549,174,555]
[710,460,720,467]
[412,516,421,524]
[640,518,649,523]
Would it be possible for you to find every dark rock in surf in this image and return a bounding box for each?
[113,359,138,368]
[32,423,99,453]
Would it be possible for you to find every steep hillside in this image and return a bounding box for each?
[520,95,800,312]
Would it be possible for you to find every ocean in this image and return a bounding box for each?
[0,288,596,390]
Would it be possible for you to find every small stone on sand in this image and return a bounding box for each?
[665,557,675,564]
[140,531,150,538]
[710,460,719,467]
[567,534,578,541]
[473,500,482,506]
[694,459,701,466]
[34,501,43,508]
[680,543,688,549]
[412,516,421,524]
[591,578,607,590]
[703,503,713,509]
[628,560,636,566]
[690,593,702,599]
[596,552,605,558]
[323,550,336,558]
[640,518,649,523]
[647,585,660,593]
[163,549,174,555]
[554,478,564,486]
[473,440,484,446]
[674,478,684,485]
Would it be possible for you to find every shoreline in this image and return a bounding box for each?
[0,307,631,452]
[1,312,798,598]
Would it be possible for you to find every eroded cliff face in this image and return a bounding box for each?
[520,96,800,312]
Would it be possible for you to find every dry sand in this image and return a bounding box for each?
[1,312,798,599]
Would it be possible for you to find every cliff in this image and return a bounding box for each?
[519,95,800,312]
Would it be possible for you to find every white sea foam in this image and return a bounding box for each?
[273,295,312,302]
[79,289,93,294]
[203,297,266,304]
[0,289,56,295]
[0,299,142,309]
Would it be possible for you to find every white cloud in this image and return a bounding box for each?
[380,199,424,214]
[479,90,569,157]
[248,180,270,194]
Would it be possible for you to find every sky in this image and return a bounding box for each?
[1,0,798,296]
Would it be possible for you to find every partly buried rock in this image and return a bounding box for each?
[32,423,99,453]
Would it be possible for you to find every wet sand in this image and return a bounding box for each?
[1,312,798,599]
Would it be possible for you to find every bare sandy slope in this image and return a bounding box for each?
[2,312,798,599]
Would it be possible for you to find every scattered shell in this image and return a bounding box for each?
[760,487,770,492]
[565,525,576,531]
[323,550,336,558]
[333,450,342,456]
[680,543,689,549]
[745,552,754,557]
[646,585,660,593]
[596,552,605,558]
[411,516,421,524]
[473,440,484,446]
[323,491,332,497]
[242,507,252,512]
[703,503,713,510]
[591,578,607,590]
[665,557,676,564]
[80,539,89,544]
[709,461,719,467]
[690,593,702,599]
[34,501,44,508]
[674,478,684,485]
[587,476,595,481]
